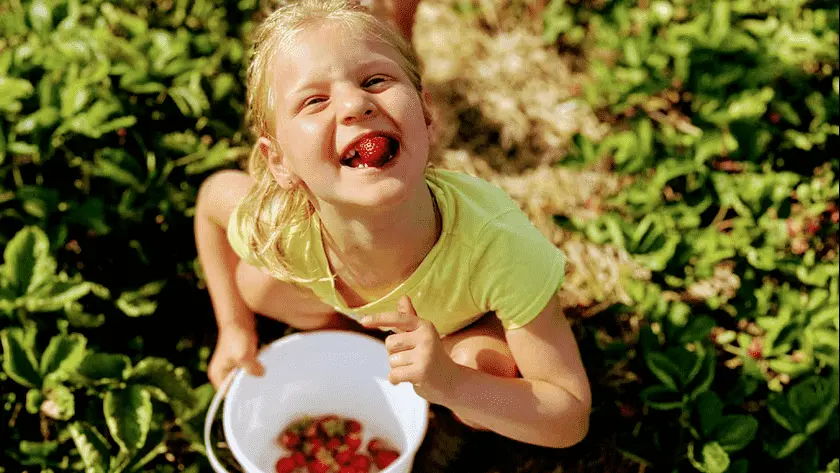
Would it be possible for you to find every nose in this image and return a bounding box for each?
[338,88,376,125]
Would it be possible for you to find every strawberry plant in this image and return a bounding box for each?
[1,0,257,470]
[545,0,838,471]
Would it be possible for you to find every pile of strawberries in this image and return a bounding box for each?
[275,414,401,473]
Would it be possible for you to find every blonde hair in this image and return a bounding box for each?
[236,0,426,282]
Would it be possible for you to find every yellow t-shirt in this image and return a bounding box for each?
[228,169,566,337]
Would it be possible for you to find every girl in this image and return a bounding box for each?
[194,0,591,449]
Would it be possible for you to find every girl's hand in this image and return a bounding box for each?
[207,323,265,389]
[361,295,458,404]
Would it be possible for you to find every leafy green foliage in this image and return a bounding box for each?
[0,0,836,471]
[1,0,256,469]
[546,0,838,471]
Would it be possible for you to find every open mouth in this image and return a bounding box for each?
[339,135,400,169]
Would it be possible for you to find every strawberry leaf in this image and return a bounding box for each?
[126,357,196,406]
[0,327,42,388]
[78,352,131,381]
[104,386,153,452]
[40,333,87,377]
[68,423,111,473]
[2,226,56,296]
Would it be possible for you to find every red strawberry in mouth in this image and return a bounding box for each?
[340,135,399,169]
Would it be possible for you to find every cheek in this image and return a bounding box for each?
[401,100,431,139]
[287,119,330,154]
[299,121,322,140]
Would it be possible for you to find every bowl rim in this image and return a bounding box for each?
[221,330,430,473]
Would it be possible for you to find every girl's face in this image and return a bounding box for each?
[264,21,432,213]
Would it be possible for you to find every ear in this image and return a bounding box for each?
[258,136,300,191]
[422,90,435,127]
[420,90,438,146]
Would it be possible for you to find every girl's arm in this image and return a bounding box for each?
[194,170,264,386]
[362,296,591,448]
[195,170,255,330]
[439,297,592,448]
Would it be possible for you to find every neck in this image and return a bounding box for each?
[315,184,441,293]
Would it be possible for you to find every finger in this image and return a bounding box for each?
[240,357,265,377]
[361,311,420,332]
[388,366,415,385]
[398,295,417,317]
[384,332,416,354]
[361,311,417,331]
[388,351,412,368]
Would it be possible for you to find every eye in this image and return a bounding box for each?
[303,97,326,108]
[363,75,389,88]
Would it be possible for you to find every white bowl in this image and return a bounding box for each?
[217,330,429,473]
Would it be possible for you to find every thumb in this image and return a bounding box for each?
[240,355,265,377]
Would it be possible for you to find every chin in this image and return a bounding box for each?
[347,180,416,210]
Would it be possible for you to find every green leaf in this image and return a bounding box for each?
[2,226,57,296]
[90,151,145,190]
[66,303,107,328]
[120,428,167,473]
[0,120,6,164]
[25,279,94,312]
[790,375,833,421]
[17,185,60,219]
[695,391,724,437]
[28,0,53,33]
[26,389,44,414]
[768,356,814,378]
[713,415,759,452]
[13,107,60,134]
[633,234,680,271]
[68,423,111,473]
[40,333,87,377]
[766,432,809,459]
[60,82,92,118]
[677,316,716,344]
[116,281,166,317]
[0,77,34,111]
[1,327,42,388]
[184,142,249,175]
[728,459,749,473]
[768,392,803,433]
[66,198,111,235]
[667,345,704,386]
[97,116,137,135]
[640,385,684,410]
[688,442,730,473]
[802,376,839,436]
[173,382,214,420]
[687,347,717,399]
[78,352,131,381]
[19,439,60,457]
[646,351,682,391]
[104,386,153,452]
[127,357,196,405]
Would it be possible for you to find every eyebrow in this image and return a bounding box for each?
[285,58,399,100]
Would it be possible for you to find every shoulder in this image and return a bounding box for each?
[427,168,518,213]
[426,168,523,241]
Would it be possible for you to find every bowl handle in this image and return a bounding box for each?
[203,369,239,473]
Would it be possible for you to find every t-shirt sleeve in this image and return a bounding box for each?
[469,210,566,330]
